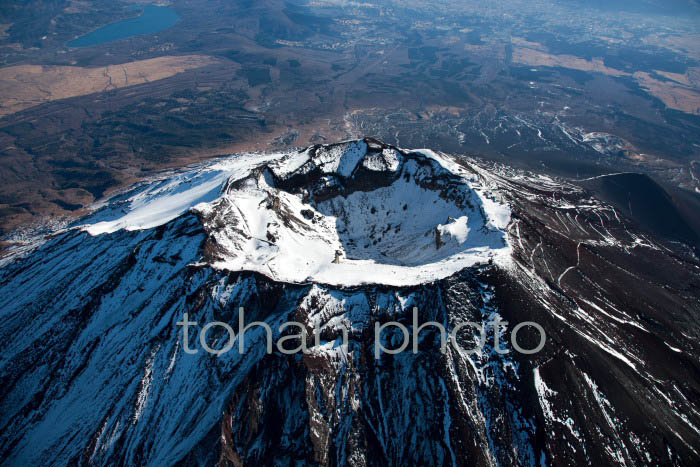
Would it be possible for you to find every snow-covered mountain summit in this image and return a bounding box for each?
[1,138,699,466]
[81,138,511,285]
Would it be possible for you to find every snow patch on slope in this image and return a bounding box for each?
[362,148,401,172]
[438,216,470,244]
[83,152,281,235]
[310,140,368,177]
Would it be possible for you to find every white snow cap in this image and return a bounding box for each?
[80,139,512,286]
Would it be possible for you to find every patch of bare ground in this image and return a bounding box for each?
[0,55,218,117]
[511,45,626,76]
[512,40,700,115]
[633,71,700,115]
[643,33,700,61]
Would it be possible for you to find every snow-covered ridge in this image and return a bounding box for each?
[79,139,512,286]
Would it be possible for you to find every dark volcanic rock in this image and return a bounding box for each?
[579,172,700,248]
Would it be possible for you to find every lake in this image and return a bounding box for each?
[68,5,180,47]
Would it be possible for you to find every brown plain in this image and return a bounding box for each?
[0,55,218,117]
[512,40,700,115]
